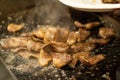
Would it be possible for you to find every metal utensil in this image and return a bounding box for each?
[0,57,17,80]
[116,67,120,80]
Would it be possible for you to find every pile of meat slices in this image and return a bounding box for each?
[0,21,116,68]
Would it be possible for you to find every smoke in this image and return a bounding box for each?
[26,0,73,27]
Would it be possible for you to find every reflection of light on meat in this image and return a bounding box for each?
[7,23,24,33]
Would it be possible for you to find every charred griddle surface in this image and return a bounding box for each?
[0,37,120,80]
[0,1,120,80]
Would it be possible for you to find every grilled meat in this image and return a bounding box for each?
[52,52,71,68]
[0,37,43,52]
[53,28,69,42]
[67,29,90,45]
[77,29,90,42]
[71,43,96,53]
[69,53,80,68]
[0,21,116,68]
[87,38,110,45]
[78,52,105,65]
[17,50,39,59]
[50,42,69,52]
[7,23,24,33]
[38,44,54,66]
[74,21,100,30]
[69,52,105,67]
[26,39,43,52]
[11,47,27,52]
[39,49,52,67]
[0,37,28,48]
[99,27,116,39]
[30,27,47,39]
[67,31,79,45]
[43,27,57,43]
[31,27,69,43]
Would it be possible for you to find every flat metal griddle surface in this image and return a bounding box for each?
[0,1,120,80]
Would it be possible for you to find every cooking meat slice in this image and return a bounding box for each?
[78,52,105,65]
[42,43,55,53]
[82,21,100,30]
[74,21,83,28]
[69,52,105,67]
[17,50,39,59]
[69,53,81,68]
[7,23,24,33]
[38,43,54,66]
[0,37,28,48]
[86,54,105,65]
[99,27,116,39]
[30,35,44,42]
[77,28,90,42]
[30,27,47,39]
[54,28,69,42]
[38,49,52,67]
[74,21,100,30]
[11,47,27,52]
[27,40,43,52]
[52,52,71,68]
[67,29,90,45]
[44,27,57,43]
[20,33,30,37]
[69,52,90,68]
[87,38,110,45]
[44,27,69,43]
[71,43,96,53]
[67,31,79,45]
[50,42,69,53]
[0,37,43,52]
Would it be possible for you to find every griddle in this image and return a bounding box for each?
[0,0,120,80]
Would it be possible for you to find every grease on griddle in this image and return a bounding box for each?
[0,21,116,69]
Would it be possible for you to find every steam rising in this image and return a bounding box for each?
[26,0,72,27]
